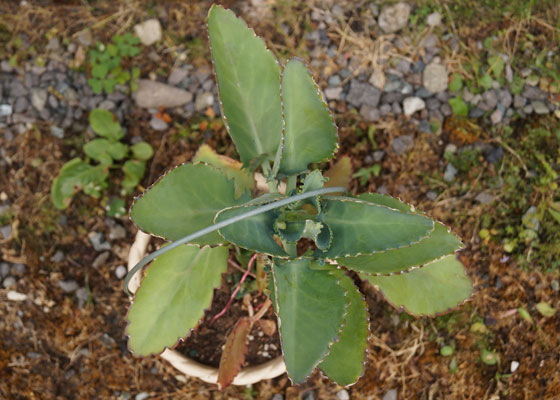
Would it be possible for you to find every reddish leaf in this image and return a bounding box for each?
[324,156,352,194]
[217,317,253,390]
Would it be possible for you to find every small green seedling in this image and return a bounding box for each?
[87,33,141,94]
[51,109,153,210]
[124,5,473,389]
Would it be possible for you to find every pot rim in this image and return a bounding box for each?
[126,230,287,385]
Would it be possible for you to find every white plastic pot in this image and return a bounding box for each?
[127,230,286,385]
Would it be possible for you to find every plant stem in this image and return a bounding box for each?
[124,185,346,296]
[283,241,298,258]
[228,254,256,278]
[260,161,278,193]
[210,253,258,325]
[285,175,298,194]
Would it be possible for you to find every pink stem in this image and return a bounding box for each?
[210,253,258,325]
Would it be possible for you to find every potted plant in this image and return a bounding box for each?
[124,5,473,389]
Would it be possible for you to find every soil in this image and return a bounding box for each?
[178,275,282,368]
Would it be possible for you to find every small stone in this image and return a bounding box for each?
[421,34,438,49]
[511,361,520,373]
[426,11,442,26]
[396,59,411,75]
[444,143,457,154]
[168,68,189,86]
[0,225,12,239]
[490,108,503,124]
[109,224,126,240]
[31,89,48,112]
[505,64,513,83]
[523,104,533,114]
[3,276,16,288]
[418,119,431,133]
[134,19,162,46]
[403,97,425,116]
[0,263,10,278]
[92,251,110,269]
[444,163,457,182]
[415,87,433,99]
[426,191,438,201]
[392,102,402,114]
[134,80,193,108]
[77,30,93,47]
[115,266,127,280]
[135,393,150,400]
[423,62,448,93]
[324,87,343,100]
[12,264,25,275]
[469,107,485,118]
[384,78,403,92]
[378,2,411,33]
[50,126,64,139]
[14,97,29,113]
[523,86,546,101]
[98,100,116,110]
[426,98,440,110]
[58,280,79,293]
[346,80,381,108]
[359,105,379,122]
[76,287,88,308]
[52,250,64,263]
[7,291,27,302]
[47,37,60,52]
[302,391,316,400]
[392,134,414,155]
[383,389,397,400]
[475,192,495,204]
[1,60,14,72]
[328,74,341,87]
[0,104,13,117]
[88,232,111,251]
[499,90,513,108]
[149,116,168,131]
[379,104,392,116]
[485,146,504,164]
[195,92,215,112]
[336,390,350,400]
[482,90,498,109]
[373,150,385,162]
[532,101,549,115]
[271,395,284,400]
[48,95,59,109]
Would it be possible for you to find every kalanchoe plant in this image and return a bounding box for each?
[125,5,473,388]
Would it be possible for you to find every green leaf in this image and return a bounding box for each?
[91,63,108,79]
[272,258,347,384]
[536,302,556,317]
[481,349,499,365]
[362,255,473,316]
[122,160,146,194]
[89,109,124,141]
[193,144,254,198]
[449,97,469,117]
[127,244,228,356]
[83,138,128,164]
[449,73,463,92]
[130,163,239,245]
[441,346,454,357]
[88,78,103,94]
[510,75,524,95]
[130,141,153,161]
[357,193,411,212]
[317,196,434,258]
[319,269,368,386]
[51,158,108,209]
[208,5,283,166]
[216,200,288,257]
[103,78,117,94]
[478,74,493,90]
[488,55,505,80]
[279,59,338,176]
[302,170,325,193]
[107,197,126,218]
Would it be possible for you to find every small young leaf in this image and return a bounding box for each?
[127,245,228,356]
[89,109,124,141]
[272,258,347,384]
[279,59,338,176]
[218,317,253,390]
[107,197,126,218]
[448,73,463,92]
[440,346,454,357]
[478,74,493,90]
[517,307,533,324]
[488,55,505,80]
[91,63,108,79]
[88,78,103,94]
[481,349,499,365]
[130,141,154,161]
[449,97,469,117]
[103,78,117,94]
[122,160,146,194]
[362,255,472,316]
[536,302,556,317]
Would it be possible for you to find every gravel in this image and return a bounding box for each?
[423,62,448,93]
[3,276,16,288]
[134,19,162,46]
[378,2,411,33]
[392,134,414,154]
[444,163,458,182]
[346,80,381,108]
[134,79,194,108]
[149,116,168,131]
[403,96,425,116]
[58,279,79,293]
[115,266,127,280]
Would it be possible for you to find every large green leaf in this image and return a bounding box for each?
[208,5,283,166]
[279,59,338,176]
[130,163,239,245]
[51,158,108,209]
[215,200,288,257]
[127,245,228,356]
[342,223,463,274]
[362,255,473,316]
[319,269,368,386]
[272,258,347,384]
[193,144,254,198]
[317,197,434,258]
[341,193,462,274]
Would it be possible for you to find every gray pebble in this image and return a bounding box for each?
[336,390,350,400]
[379,103,392,116]
[359,105,380,122]
[149,116,168,131]
[426,98,440,110]
[532,101,549,115]
[92,251,110,269]
[50,126,64,139]
[523,85,546,101]
[135,393,149,400]
[115,266,127,280]
[381,92,403,104]
[195,91,214,112]
[426,191,438,201]
[12,264,25,275]
[109,224,126,240]
[328,74,341,87]
[10,81,28,97]
[346,80,381,108]
[0,104,13,117]
[98,100,116,110]
[415,87,433,98]
[52,250,65,263]
[76,287,88,308]
[396,59,411,75]
[58,279,79,293]
[168,67,190,86]
[0,224,12,239]
[490,108,503,124]
[48,95,59,109]
[373,150,385,162]
[499,90,512,108]
[444,163,458,182]
[1,263,10,278]
[14,97,29,113]
[469,107,485,118]
[324,87,343,100]
[1,60,14,73]
[89,232,111,251]
[392,134,414,155]
[31,89,48,112]
[3,276,16,289]
[418,119,432,133]
[383,389,397,400]
[475,191,495,204]
[384,78,403,92]
[392,102,402,114]
[482,90,498,109]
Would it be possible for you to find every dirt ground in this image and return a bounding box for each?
[1,1,559,399]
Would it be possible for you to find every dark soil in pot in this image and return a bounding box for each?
[175,274,282,368]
